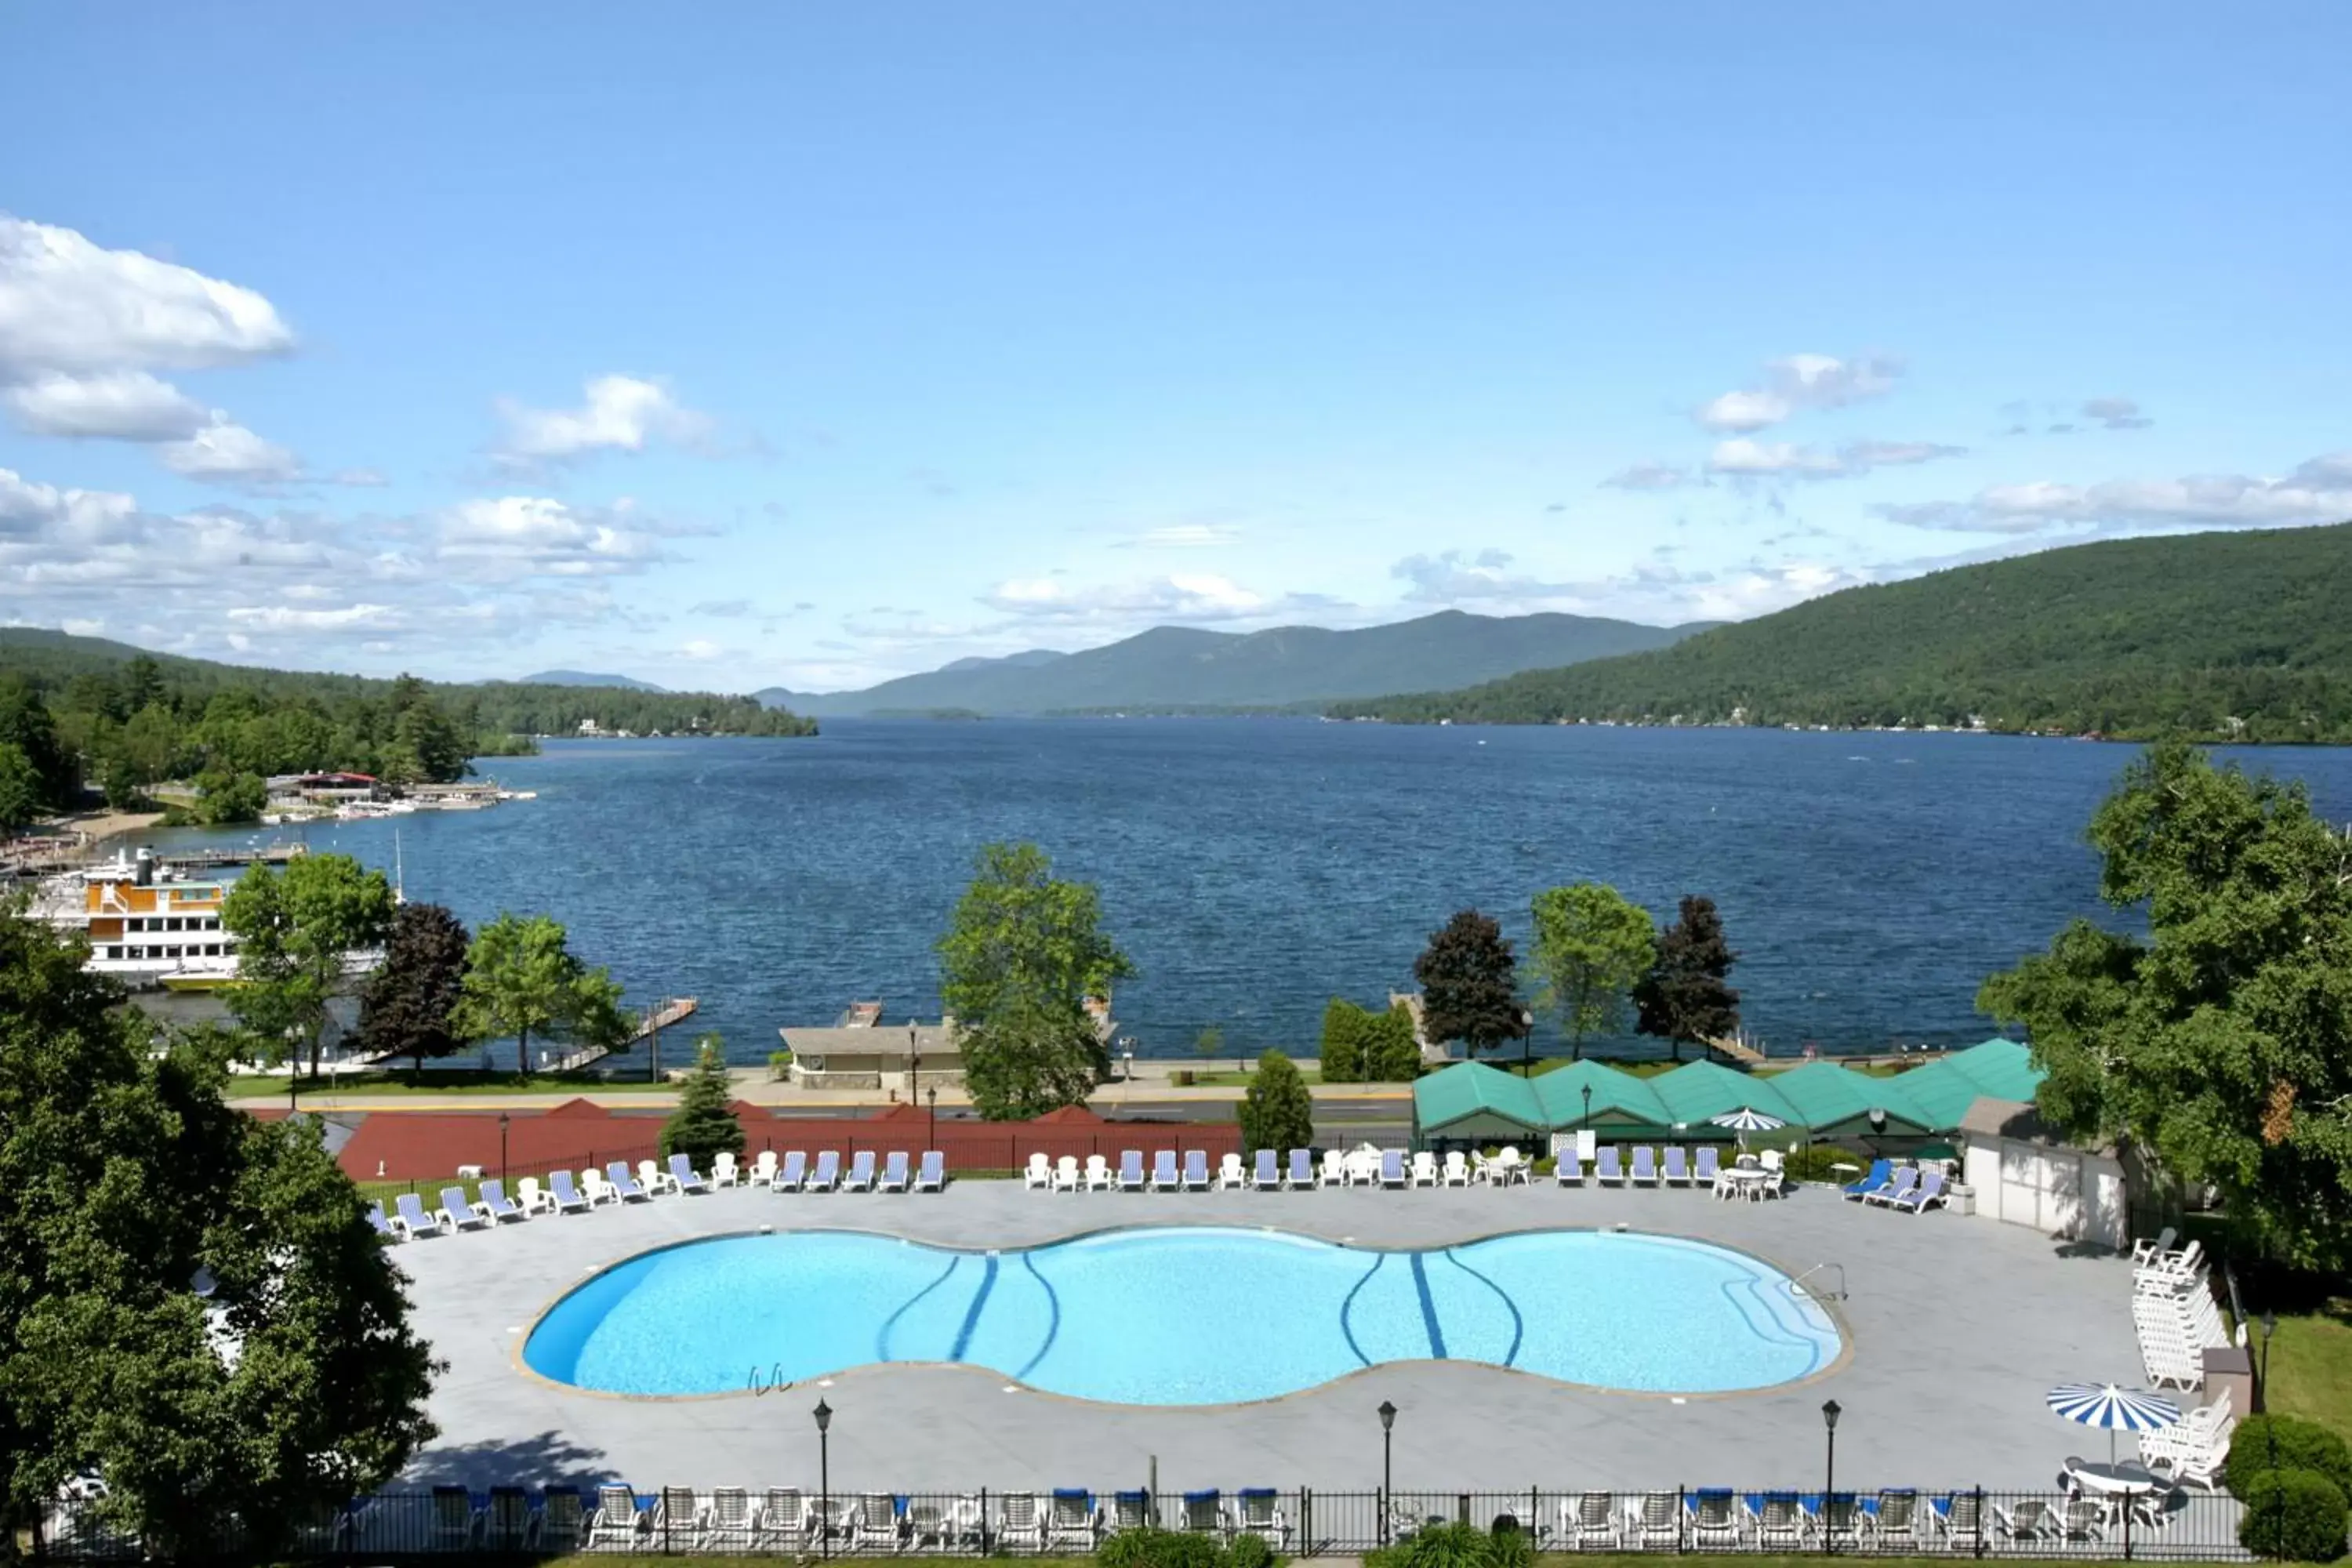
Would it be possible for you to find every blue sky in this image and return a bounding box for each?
[2,3,2346,691]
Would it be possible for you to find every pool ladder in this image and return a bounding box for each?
[1788,1262,1847,1302]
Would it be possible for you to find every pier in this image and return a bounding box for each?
[4,840,309,879]
[546,996,699,1073]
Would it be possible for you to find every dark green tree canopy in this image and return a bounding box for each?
[661,1035,746,1165]
[223,852,397,1076]
[960,996,1109,1121]
[1414,909,1523,1059]
[1238,1050,1316,1156]
[356,902,474,1077]
[1633,895,1740,1058]
[0,906,437,1558]
[1980,742,2352,1269]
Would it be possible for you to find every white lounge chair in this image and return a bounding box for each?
[652,1486,706,1552]
[705,1488,755,1554]
[2131,1226,2179,1265]
[1252,1149,1281,1190]
[712,1152,741,1189]
[639,1158,679,1196]
[604,1161,652,1202]
[1566,1492,1618,1551]
[1346,1146,1380,1185]
[1053,1155,1081,1192]
[916,1150,946,1192]
[1218,1153,1249,1190]
[1891,1169,1947,1213]
[1662,1147,1690,1186]
[879,1150,911,1192]
[366,1200,399,1240]
[807,1150,840,1191]
[1181,1150,1212,1190]
[1632,1492,1679,1551]
[514,1177,555,1217]
[753,1490,810,1552]
[547,1169,595,1212]
[1318,1150,1347,1188]
[475,1178,527,1223]
[539,1488,585,1553]
[666,1153,711,1194]
[392,1191,440,1238]
[1594,1146,1624,1185]
[1084,1154,1113,1191]
[1236,1490,1287,1550]
[1025,1152,1054,1191]
[1411,1151,1439,1187]
[843,1150,877,1192]
[850,1494,900,1553]
[1693,1147,1720,1189]
[1864,1168,1918,1208]
[1687,1490,1741,1551]
[996,1494,1045,1552]
[1117,1149,1145,1191]
[1441,1152,1472,1187]
[1151,1150,1180,1191]
[586,1485,648,1551]
[748,1150,780,1188]
[1047,1491,1098,1553]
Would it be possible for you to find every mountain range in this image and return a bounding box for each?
[522,670,667,691]
[752,610,1714,716]
[1328,521,2352,743]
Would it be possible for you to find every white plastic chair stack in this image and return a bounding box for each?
[2130,1239,2226,1390]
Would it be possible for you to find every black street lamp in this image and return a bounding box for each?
[814,1398,833,1558]
[1521,1009,1534,1076]
[499,1111,510,1185]
[1821,1400,1842,1553]
[1581,1083,1593,1130]
[2258,1312,2277,1413]
[927,1084,938,1149]
[909,1022,920,1105]
[1377,1400,1397,1546]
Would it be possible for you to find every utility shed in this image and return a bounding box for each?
[1958,1095,2129,1251]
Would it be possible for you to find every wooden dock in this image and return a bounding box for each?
[547,996,699,1073]
[1706,1031,1769,1067]
[4,840,307,878]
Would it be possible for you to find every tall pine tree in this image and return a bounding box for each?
[1413,909,1525,1065]
[355,904,474,1080]
[660,1036,746,1167]
[1633,895,1740,1061]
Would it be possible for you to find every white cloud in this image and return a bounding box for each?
[226,602,402,632]
[979,571,1329,626]
[1697,353,1904,432]
[435,495,669,578]
[329,467,390,487]
[1705,437,1965,481]
[60,617,103,637]
[1599,462,1687,491]
[1391,548,1573,604]
[2081,396,2152,431]
[1123,523,1241,547]
[157,420,302,484]
[0,466,140,540]
[0,215,293,374]
[492,375,712,465]
[1877,450,2352,534]
[1,369,212,440]
[679,637,725,659]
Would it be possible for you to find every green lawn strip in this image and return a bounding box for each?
[2266,1308,2352,1434]
[246,1069,633,1098]
[535,1558,2235,1568]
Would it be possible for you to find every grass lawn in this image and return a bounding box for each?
[1181,1068,1328,1087]
[2266,1306,2352,1434]
[242,1069,635,1098]
[539,1559,2218,1568]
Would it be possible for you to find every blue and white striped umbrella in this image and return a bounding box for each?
[2047,1384,2180,1465]
[1709,1107,1787,1132]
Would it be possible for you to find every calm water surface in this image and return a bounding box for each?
[141,720,2352,1064]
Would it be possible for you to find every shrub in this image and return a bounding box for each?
[1224,1531,1275,1568]
[1486,1519,1534,1568]
[1100,1526,1224,1568]
[1394,1521,1493,1568]
[1779,1145,1870,1184]
[1366,1004,1424,1081]
[1239,1050,1315,1155]
[2236,1468,2350,1562]
[768,1047,793,1080]
[2230,1414,2352,1501]
[1320,997,1370,1083]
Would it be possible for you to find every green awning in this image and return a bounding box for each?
[1531,1060,1671,1131]
[1761,1061,1935,1138]
[1893,1037,2045,1130]
[1412,1061,1550,1138]
[1646,1059,1800,1131]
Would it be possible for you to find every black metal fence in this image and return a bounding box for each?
[34,1484,2258,1561]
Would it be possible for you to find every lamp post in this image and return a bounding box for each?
[1821,1399,1841,1553]
[1520,1009,1534,1076]
[814,1398,833,1559]
[1377,1400,1397,1546]
[909,1022,920,1105]
[927,1084,938,1150]
[1582,1083,1593,1130]
[2260,1312,2280,1556]
[2258,1311,2276,1413]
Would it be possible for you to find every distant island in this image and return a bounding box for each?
[757,608,1714,717]
[1327,522,2352,743]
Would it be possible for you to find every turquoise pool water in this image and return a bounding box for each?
[524,1227,1842,1406]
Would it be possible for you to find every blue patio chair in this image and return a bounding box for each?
[1842,1159,1893,1201]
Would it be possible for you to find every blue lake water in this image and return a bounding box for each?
[522,1225,1841,1403]
[140,720,2352,1064]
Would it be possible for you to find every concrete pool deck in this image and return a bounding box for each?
[394,1178,2140,1496]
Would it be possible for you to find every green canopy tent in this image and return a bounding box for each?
[1893,1037,2045,1131]
[1531,1060,1671,1139]
[1646,1059,1800,1137]
[1762,1061,1936,1143]
[1412,1061,1552,1147]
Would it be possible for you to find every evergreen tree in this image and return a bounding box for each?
[1632,895,1741,1061]
[1366,1004,1426,1081]
[355,903,474,1080]
[1238,1050,1316,1155]
[660,1035,746,1165]
[1319,997,1368,1083]
[0,906,438,1558]
[1413,909,1525,1064]
[0,741,38,832]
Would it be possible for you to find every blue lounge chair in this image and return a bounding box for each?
[879,1151,910,1192]
[1842,1159,1893,1202]
[1181,1491,1226,1538]
[476,1178,526,1223]
[1286,1149,1313,1188]
[1630,1146,1660,1185]
[842,1151,877,1192]
[1686,1490,1741,1551]
[1892,1169,1947,1213]
[1694,1147,1720,1188]
[914,1150,945,1192]
[1181,1149,1210,1190]
[366,1200,398,1240]
[808,1151,840,1191]
[775,1150,807,1192]
[1555,1154,1584,1186]
[546,1169,592,1213]
[1595,1146,1624,1185]
[666,1154,710,1194]
[1252,1149,1280,1189]
[1864,1168,1918,1208]
[604,1161,652,1203]
[1150,1150,1179,1191]
[392,1191,441,1238]
[1663,1147,1691,1185]
[1380,1149,1407,1188]
[1118,1150,1146,1191]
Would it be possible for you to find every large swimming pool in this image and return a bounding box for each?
[524,1227,1842,1406]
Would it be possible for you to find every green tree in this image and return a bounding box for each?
[453,912,629,1076]
[1319,998,1369,1083]
[960,995,1108,1120]
[1193,1024,1227,1075]
[1980,742,2352,1270]
[936,842,1132,1119]
[1413,909,1524,1065]
[354,902,473,1080]
[1238,1049,1315,1156]
[0,741,39,832]
[192,768,267,824]
[392,695,469,783]
[1633,895,1740,1062]
[223,853,397,1077]
[100,756,144,811]
[0,677,71,807]
[0,906,438,1559]
[1529,883,1657,1059]
[1365,1004,1425,1082]
[660,1035,746,1166]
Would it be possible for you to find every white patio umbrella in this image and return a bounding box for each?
[2045,1383,2181,1467]
[1709,1106,1786,1151]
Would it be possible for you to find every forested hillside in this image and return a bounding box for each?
[1329,524,2352,742]
[0,629,814,828]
